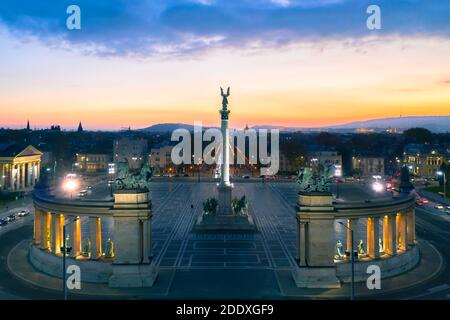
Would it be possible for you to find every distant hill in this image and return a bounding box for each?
[139,116,450,133]
[140,123,196,132]
[326,116,450,132]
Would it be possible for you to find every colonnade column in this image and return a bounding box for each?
[367,217,380,259]
[89,216,102,259]
[407,207,416,246]
[298,221,308,266]
[30,162,35,186]
[34,208,42,246]
[384,214,397,256]
[0,164,5,190]
[10,164,15,191]
[21,164,26,189]
[346,218,359,255]
[397,212,408,251]
[40,211,51,250]
[36,161,40,183]
[142,218,152,263]
[51,213,63,254]
[70,216,82,258]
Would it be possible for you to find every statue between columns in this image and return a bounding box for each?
[105,238,115,258]
[334,240,345,260]
[357,240,366,257]
[82,238,91,257]
[379,238,384,253]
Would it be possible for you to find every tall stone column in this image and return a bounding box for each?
[346,218,359,254]
[40,211,51,250]
[367,217,380,259]
[34,208,42,246]
[89,216,102,259]
[217,88,232,216]
[407,207,416,246]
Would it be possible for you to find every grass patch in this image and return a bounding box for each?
[0,192,21,206]
[424,186,450,198]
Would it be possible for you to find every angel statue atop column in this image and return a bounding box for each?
[220,87,230,109]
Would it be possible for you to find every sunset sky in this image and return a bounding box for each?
[0,0,449,130]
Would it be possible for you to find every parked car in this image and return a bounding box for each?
[422,198,429,204]
[415,199,424,206]
[0,219,7,226]
[78,190,88,197]
[17,209,30,217]
[435,204,444,210]
[6,214,16,222]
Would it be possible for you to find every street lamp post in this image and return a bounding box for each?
[437,171,447,199]
[61,217,79,300]
[338,221,355,300]
[334,165,342,199]
[197,158,201,183]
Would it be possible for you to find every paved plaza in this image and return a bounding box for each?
[148,181,390,271]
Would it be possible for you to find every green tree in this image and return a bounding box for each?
[439,162,449,187]
[403,128,433,144]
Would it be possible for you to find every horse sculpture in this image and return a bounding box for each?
[115,161,155,191]
[297,163,334,193]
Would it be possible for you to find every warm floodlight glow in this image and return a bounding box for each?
[372,182,383,192]
[64,179,78,192]
[334,165,342,177]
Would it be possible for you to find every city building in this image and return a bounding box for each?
[309,150,342,167]
[113,138,148,170]
[403,144,448,178]
[305,146,343,176]
[352,156,385,177]
[76,153,112,174]
[149,145,174,173]
[0,143,42,192]
[278,152,298,174]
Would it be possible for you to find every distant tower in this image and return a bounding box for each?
[26,120,31,131]
[77,121,84,132]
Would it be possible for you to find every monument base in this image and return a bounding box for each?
[108,262,158,288]
[292,266,341,288]
[194,213,256,232]
[217,184,233,215]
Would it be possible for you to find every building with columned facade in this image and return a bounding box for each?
[0,143,42,192]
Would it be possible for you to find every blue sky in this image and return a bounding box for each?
[1,1,450,130]
[1,0,450,56]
